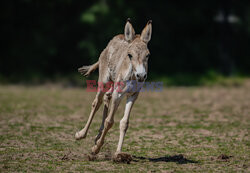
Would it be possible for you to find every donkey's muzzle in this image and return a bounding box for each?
[136,73,147,82]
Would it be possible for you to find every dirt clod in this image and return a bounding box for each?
[113,153,133,164]
[217,154,232,161]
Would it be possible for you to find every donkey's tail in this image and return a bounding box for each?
[78,61,99,77]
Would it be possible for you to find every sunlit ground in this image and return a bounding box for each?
[0,81,249,172]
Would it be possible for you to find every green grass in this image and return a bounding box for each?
[0,82,250,172]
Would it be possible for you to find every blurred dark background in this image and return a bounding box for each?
[1,0,250,85]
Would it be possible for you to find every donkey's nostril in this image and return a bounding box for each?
[136,73,146,81]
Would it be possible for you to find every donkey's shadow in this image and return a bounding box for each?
[132,154,198,164]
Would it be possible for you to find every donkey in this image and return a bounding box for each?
[75,19,152,160]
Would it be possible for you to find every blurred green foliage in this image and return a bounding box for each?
[0,0,250,85]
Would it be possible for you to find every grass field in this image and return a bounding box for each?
[0,82,249,172]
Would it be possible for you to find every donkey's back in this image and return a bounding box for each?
[78,34,129,82]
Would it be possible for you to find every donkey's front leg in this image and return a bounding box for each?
[115,93,138,156]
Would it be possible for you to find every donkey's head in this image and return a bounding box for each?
[124,19,152,82]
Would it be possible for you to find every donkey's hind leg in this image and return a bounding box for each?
[91,89,126,155]
[94,85,113,144]
[75,91,104,140]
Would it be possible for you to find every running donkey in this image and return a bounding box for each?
[76,19,152,160]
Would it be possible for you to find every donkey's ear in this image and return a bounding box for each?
[140,20,152,44]
[124,18,135,42]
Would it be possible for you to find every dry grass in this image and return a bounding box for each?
[0,82,250,172]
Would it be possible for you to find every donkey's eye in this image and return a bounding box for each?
[128,54,132,60]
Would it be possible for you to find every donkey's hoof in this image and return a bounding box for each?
[113,152,132,164]
[75,132,86,140]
